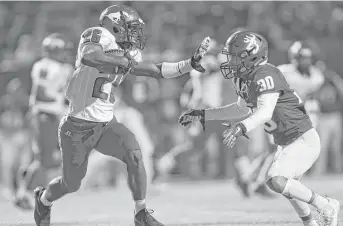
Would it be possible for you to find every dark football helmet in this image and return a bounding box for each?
[220,31,268,79]
[99,5,147,50]
[42,33,72,62]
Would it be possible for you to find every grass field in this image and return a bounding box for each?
[0,176,342,226]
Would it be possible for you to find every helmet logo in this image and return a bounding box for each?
[243,34,259,54]
[107,11,130,24]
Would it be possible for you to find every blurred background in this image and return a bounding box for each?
[1,0,343,198]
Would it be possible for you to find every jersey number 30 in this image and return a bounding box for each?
[257,76,274,92]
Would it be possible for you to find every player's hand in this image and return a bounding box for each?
[178,109,205,131]
[123,50,139,75]
[222,122,249,148]
[191,37,211,73]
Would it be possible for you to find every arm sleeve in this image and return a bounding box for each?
[205,97,251,121]
[241,92,279,133]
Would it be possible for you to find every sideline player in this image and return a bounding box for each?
[33,4,210,226]
[15,33,73,209]
[179,30,340,226]
[277,41,324,129]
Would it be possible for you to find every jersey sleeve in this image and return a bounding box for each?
[252,66,285,96]
[79,27,115,50]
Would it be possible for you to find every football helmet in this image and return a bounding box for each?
[99,5,147,50]
[220,31,268,79]
[42,33,72,62]
[288,41,313,68]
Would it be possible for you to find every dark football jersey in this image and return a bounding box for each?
[233,63,313,145]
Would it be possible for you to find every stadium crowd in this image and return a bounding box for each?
[1,1,343,201]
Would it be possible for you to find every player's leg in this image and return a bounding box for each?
[266,128,340,225]
[285,196,314,225]
[95,121,164,226]
[266,145,316,225]
[34,116,101,226]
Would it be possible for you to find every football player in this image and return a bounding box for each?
[33,4,210,226]
[179,31,340,226]
[277,41,324,129]
[15,33,73,210]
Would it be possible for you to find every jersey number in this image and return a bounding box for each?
[83,29,102,44]
[257,76,274,92]
[264,120,277,133]
[92,77,116,103]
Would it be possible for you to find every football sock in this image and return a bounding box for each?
[309,193,330,211]
[282,179,328,211]
[134,199,146,214]
[40,190,52,207]
[286,197,312,221]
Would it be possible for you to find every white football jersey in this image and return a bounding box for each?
[66,26,141,122]
[30,58,73,115]
[277,64,324,101]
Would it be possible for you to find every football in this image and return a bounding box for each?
[97,49,142,75]
[97,50,128,74]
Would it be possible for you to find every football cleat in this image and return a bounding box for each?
[134,209,164,226]
[317,198,340,226]
[303,219,319,226]
[34,187,51,226]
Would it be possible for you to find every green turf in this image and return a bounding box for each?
[0,175,342,226]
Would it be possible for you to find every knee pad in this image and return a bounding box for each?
[266,176,288,194]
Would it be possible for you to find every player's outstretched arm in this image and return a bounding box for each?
[178,97,251,130]
[130,37,211,79]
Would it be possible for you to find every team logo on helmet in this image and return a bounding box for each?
[243,34,259,54]
[106,11,130,24]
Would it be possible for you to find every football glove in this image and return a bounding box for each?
[222,122,249,148]
[178,109,205,131]
[191,37,211,73]
[123,50,139,75]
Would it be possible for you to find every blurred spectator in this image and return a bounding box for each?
[278,41,324,129]
[0,78,30,200]
[312,61,343,175]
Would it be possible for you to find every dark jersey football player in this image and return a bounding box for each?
[179,31,340,226]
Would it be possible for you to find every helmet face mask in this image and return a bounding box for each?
[220,31,268,80]
[220,53,247,79]
[100,5,147,50]
[124,20,147,50]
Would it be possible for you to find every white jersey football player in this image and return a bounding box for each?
[15,33,73,210]
[277,41,324,128]
[33,4,210,226]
